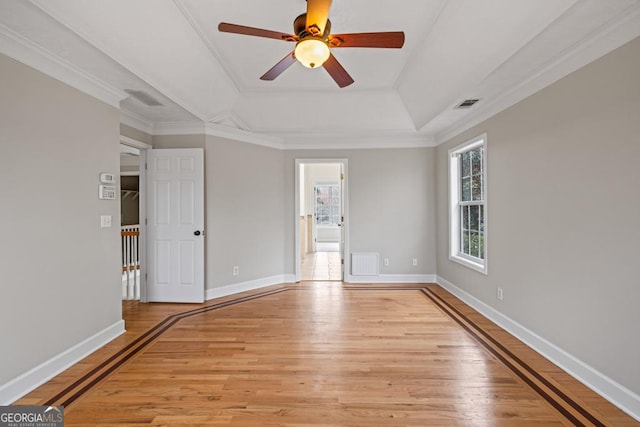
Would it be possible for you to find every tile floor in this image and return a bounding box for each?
[301,242,342,281]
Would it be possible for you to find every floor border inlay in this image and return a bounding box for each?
[40,284,605,426]
[420,287,604,427]
[44,287,288,408]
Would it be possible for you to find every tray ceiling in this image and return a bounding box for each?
[1,0,639,148]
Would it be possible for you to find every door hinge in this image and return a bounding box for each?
[341,259,344,265]
[145,218,148,225]
[340,173,344,180]
[145,162,148,170]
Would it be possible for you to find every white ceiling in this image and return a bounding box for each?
[1,0,640,148]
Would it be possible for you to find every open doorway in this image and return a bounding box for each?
[295,159,349,282]
[119,144,141,300]
[119,136,151,301]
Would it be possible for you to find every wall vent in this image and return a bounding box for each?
[124,89,163,106]
[351,253,379,276]
[455,99,480,109]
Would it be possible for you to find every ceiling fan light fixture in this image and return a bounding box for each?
[294,37,330,68]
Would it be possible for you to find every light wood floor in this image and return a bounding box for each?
[300,251,342,281]
[15,283,638,426]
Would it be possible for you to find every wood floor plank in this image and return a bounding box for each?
[13,283,638,426]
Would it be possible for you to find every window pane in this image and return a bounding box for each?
[469,205,479,231]
[479,234,485,259]
[461,206,469,231]
[461,152,470,177]
[462,230,470,255]
[470,231,480,258]
[472,175,482,201]
[315,184,340,226]
[479,205,484,232]
[471,148,482,175]
[461,177,471,201]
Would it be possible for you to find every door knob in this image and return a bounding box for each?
[194,230,201,236]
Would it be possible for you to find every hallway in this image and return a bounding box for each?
[301,242,342,281]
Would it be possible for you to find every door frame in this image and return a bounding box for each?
[294,159,350,282]
[120,135,151,302]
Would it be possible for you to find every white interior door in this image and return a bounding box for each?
[146,148,204,303]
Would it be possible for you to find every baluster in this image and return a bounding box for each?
[121,230,127,299]
[128,230,134,300]
[121,225,141,301]
[133,228,139,299]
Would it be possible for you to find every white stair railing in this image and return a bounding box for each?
[121,225,140,300]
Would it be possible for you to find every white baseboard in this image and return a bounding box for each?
[436,275,640,422]
[0,320,125,405]
[345,274,437,284]
[206,275,295,301]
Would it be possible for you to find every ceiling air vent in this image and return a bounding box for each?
[124,89,163,107]
[455,99,480,109]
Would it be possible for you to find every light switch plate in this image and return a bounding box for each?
[100,215,112,228]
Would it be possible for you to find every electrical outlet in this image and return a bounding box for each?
[497,287,503,301]
[383,258,390,267]
[412,258,418,266]
[233,266,239,276]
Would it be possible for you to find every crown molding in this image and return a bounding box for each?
[120,135,152,150]
[30,0,208,122]
[152,121,207,136]
[120,109,154,135]
[119,115,435,151]
[279,131,437,150]
[205,123,285,150]
[209,111,250,131]
[434,4,640,145]
[0,23,126,108]
[141,120,286,150]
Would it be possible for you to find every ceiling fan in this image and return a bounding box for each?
[218,0,405,88]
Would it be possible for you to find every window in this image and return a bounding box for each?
[315,184,340,226]
[449,135,487,274]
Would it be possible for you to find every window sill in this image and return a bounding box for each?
[449,254,487,275]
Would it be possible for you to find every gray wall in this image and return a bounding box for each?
[149,139,436,284]
[0,54,122,384]
[436,37,640,394]
[284,148,437,275]
[151,134,287,290]
[206,136,286,287]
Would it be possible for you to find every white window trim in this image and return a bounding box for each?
[448,134,488,274]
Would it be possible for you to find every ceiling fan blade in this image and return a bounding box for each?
[323,53,354,88]
[218,23,297,42]
[329,32,405,48]
[260,51,297,81]
[306,0,332,36]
